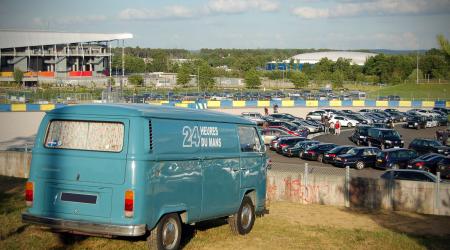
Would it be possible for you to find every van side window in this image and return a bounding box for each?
[239,127,261,153]
[45,120,124,152]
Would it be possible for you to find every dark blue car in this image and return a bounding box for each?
[333,147,381,170]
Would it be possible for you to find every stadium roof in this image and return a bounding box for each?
[0,30,133,49]
[290,51,377,65]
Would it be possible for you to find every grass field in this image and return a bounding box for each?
[365,83,450,100]
[1,175,450,250]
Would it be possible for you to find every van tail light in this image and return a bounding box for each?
[25,181,34,207]
[124,190,134,217]
[279,143,288,148]
[328,153,336,158]
[307,150,315,155]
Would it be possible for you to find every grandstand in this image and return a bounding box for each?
[0,30,133,85]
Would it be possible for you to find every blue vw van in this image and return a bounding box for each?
[22,104,268,249]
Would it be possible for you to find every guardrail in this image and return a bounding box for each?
[0,100,448,111]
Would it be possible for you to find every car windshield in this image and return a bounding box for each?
[429,140,443,147]
[346,148,360,156]
[381,130,400,138]
[376,151,385,158]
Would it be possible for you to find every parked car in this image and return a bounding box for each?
[283,140,320,157]
[433,107,449,114]
[345,114,373,125]
[269,113,301,122]
[363,113,385,123]
[275,137,308,153]
[437,157,450,179]
[323,145,355,164]
[329,115,359,127]
[291,120,321,133]
[375,148,418,169]
[269,135,296,150]
[407,153,447,174]
[241,112,265,125]
[300,143,338,162]
[408,138,449,156]
[380,169,440,182]
[405,115,427,129]
[261,128,291,144]
[367,128,404,149]
[349,125,372,146]
[333,147,380,170]
[306,111,325,121]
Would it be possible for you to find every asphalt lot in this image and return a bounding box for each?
[268,125,445,179]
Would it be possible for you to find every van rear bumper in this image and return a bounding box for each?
[22,213,146,237]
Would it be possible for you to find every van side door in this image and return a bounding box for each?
[201,122,241,218]
[238,126,264,191]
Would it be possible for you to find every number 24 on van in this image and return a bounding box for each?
[182,126,222,148]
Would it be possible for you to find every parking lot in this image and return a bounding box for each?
[269,125,444,179]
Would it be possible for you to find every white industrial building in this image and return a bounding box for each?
[290,51,377,66]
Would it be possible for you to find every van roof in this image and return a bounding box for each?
[48,104,254,124]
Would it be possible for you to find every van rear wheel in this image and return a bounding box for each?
[228,196,255,235]
[147,213,182,250]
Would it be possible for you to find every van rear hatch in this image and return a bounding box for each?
[36,119,128,185]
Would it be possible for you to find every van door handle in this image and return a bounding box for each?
[232,168,240,172]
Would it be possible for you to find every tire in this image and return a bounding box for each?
[381,144,385,150]
[391,164,399,170]
[228,196,255,235]
[368,141,372,147]
[355,161,365,170]
[147,213,182,250]
[348,123,353,128]
[356,140,361,146]
[318,154,324,163]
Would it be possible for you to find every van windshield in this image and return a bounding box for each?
[45,120,124,152]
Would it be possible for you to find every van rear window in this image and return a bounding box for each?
[45,120,124,152]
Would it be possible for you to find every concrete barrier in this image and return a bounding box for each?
[1,151,449,216]
[0,151,31,178]
[266,170,450,216]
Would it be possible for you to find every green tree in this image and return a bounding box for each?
[289,71,308,89]
[198,61,215,90]
[331,70,344,88]
[244,70,261,89]
[176,63,192,87]
[437,34,450,59]
[128,74,144,86]
[13,69,24,86]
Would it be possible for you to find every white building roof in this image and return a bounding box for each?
[0,30,133,49]
[291,51,377,65]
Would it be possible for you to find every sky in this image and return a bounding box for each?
[1,0,449,50]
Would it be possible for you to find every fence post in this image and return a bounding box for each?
[345,166,350,208]
[436,172,441,214]
[389,170,395,210]
[304,163,309,187]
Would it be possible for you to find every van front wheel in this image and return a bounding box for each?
[228,196,255,235]
[147,213,182,250]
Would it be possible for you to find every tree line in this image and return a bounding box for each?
[111,35,450,89]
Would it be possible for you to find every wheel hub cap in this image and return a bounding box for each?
[162,219,178,249]
[241,204,252,230]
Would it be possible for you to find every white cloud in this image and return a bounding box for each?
[292,0,450,19]
[32,15,107,26]
[207,0,279,14]
[119,5,195,20]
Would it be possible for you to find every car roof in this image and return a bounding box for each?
[49,104,254,125]
[383,148,409,152]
